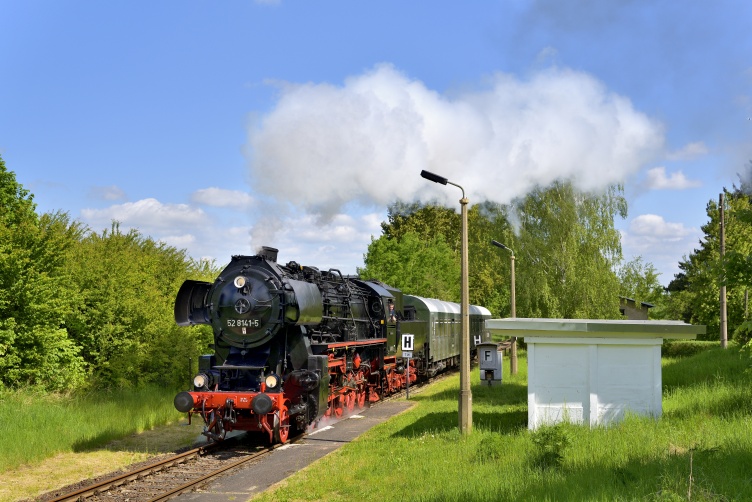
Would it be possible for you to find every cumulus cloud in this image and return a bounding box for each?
[81,198,209,232]
[620,214,700,282]
[247,64,664,221]
[248,211,384,273]
[628,214,694,240]
[191,187,255,209]
[644,167,702,190]
[159,233,196,249]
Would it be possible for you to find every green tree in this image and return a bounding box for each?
[617,256,665,319]
[0,156,87,390]
[67,223,212,388]
[666,185,752,341]
[358,231,461,301]
[721,171,752,345]
[363,182,628,320]
[513,182,625,319]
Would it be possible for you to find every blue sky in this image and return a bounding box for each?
[2,1,750,287]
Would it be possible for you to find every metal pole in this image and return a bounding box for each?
[720,193,728,349]
[510,253,518,375]
[406,357,410,399]
[459,195,472,434]
[419,170,472,435]
[491,239,518,375]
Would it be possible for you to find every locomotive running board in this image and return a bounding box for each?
[325,338,388,349]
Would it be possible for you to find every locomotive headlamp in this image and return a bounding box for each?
[193,373,209,389]
[264,374,280,389]
[234,276,247,288]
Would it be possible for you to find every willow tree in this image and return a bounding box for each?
[362,182,626,320]
[512,182,625,319]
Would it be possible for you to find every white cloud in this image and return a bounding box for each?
[247,64,664,219]
[644,167,702,190]
[159,233,196,249]
[628,214,694,240]
[81,198,209,232]
[666,141,708,161]
[246,211,384,274]
[191,187,255,209]
[620,214,701,283]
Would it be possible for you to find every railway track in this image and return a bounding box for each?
[43,433,303,502]
[39,371,451,502]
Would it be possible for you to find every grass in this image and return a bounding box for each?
[0,385,189,473]
[255,347,752,501]
[2,346,751,501]
[0,385,203,501]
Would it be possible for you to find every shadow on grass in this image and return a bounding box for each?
[411,381,528,407]
[71,421,204,453]
[391,409,528,438]
[72,430,124,452]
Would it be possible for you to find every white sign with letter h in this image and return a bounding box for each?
[402,334,414,351]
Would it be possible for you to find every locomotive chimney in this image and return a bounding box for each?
[259,246,279,262]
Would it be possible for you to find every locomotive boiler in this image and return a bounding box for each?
[173,246,490,444]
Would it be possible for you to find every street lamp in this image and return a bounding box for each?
[420,169,472,435]
[491,239,518,375]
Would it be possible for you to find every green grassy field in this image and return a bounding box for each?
[255,346,752,502]
[2,345,751,501]
[0,385,186,472]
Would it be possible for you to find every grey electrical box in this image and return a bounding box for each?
[478,342,503,386]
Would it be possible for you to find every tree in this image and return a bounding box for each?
[617,256,665,318]
[666,184,752,341]
[721,169,752,345]
[0,156,87,391]
[363,181,628,320]
[513,182,625,319]
[67,223,213,388]
[358,231,460,301]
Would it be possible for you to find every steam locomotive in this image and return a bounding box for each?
[173,247,491,444]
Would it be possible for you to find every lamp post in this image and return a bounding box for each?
[491,239,518,375]
[420,169,472,435]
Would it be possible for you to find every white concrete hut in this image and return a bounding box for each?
[485,318,706,429]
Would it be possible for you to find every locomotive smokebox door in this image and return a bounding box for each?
[477,342,503,386]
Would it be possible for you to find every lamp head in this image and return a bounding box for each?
[420,170,448,185]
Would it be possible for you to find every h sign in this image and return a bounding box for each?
[402,334,414,351]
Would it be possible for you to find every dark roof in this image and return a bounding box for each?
[619,296,654,308]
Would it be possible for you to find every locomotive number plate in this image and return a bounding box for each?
[227,319,260,328]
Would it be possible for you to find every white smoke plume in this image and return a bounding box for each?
[246,63,664,239]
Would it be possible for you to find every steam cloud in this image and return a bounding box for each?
[246,63,664,235]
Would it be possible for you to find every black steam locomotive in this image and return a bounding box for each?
[173,247,491,444]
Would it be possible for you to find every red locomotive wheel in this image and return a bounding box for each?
[345,391,355,412]
[273,405,290,444]
[356,388,366,408]
[334,396,344,417]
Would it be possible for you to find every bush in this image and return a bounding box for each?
[529,424,570,470]
[734,320,752,347]
[661,340,716,358]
